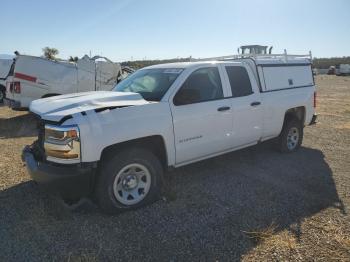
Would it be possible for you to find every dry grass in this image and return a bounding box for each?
[306,218,350,261]
[243,228,299,261]
[242,222,278,244]
[243,218,350,261]
[336,122,350,130]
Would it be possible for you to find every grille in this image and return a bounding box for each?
[31,113,46,161]
[37,120,45,148]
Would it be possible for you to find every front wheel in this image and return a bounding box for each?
[277,118,303,153]
[95,148,163,214]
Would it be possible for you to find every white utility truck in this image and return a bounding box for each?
[0,58,13,103]
[4,54,122,109]
[22,51,317,213]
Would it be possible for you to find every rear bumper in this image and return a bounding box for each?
[309,114,317,125]
[4,98,21,109]
[22,145,96,200]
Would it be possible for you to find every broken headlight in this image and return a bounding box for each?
[44,124,81,163]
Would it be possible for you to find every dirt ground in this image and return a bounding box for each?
[0,75,349,261]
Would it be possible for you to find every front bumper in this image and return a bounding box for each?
[309,114,318,125]
[4,98,21,109]
[22,146,96,200]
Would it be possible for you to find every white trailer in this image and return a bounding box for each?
[5,55,122,109]
[0,58,13,102]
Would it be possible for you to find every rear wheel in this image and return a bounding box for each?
[95,148,163,214]
[278,117,303,153]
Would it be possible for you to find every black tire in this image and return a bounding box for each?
[277,117,303,153]
[95,147,163,214]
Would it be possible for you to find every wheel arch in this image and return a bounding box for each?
[284,106,306,125]
[100,135,169,169]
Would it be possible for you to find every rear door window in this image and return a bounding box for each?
[225,66,253,97]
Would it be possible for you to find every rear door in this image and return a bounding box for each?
[169,65,233,164]
[220,63,263,148]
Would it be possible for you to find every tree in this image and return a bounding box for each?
[42,47,59,60]
[68,56,79,62]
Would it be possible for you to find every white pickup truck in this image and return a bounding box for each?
[22,53,317,213]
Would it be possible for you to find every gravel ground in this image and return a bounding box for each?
[0,75,349,261]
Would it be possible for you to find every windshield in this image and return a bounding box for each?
[113,68,183,101]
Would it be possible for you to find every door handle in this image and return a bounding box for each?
[217,106,230,112]
[250,101,261,106]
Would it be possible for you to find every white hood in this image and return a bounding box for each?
[30,91,149,122]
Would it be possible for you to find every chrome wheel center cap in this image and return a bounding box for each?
[122,175,138,190]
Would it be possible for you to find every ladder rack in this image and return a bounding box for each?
[191,50,312,63]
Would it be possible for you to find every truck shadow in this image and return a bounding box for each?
[0,113,37,138]
[0,144,345,260]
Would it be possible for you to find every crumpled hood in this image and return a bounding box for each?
[30,91,149,122]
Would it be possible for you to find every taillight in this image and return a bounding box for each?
[13,82,21,93]
[313,91,317,108]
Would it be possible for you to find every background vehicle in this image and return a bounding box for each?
[5,54,123,109]
[327,66,336,75]
[338,64,350,76]
[237,44,273,55]
[23,50,317,213]
[0,58,13,103]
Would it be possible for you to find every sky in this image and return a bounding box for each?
[0,0,349,61]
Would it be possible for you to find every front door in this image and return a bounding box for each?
[170,66,233,164]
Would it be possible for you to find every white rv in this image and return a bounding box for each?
[0,58,14,103]
[5,55,122,109]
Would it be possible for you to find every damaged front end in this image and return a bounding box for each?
[22,115,96,200]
